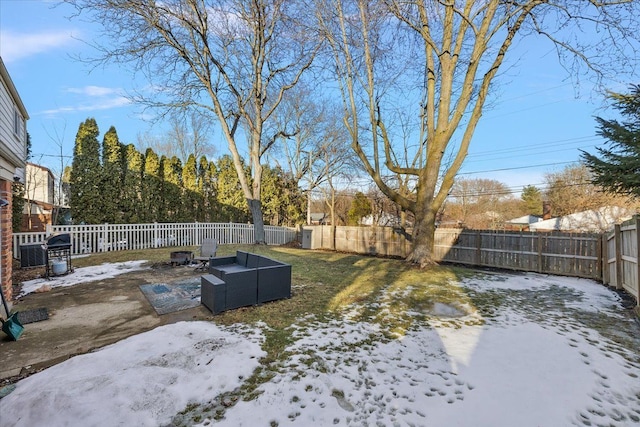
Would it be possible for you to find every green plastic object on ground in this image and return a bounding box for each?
[1,289,24,341]
[1,315,24,341]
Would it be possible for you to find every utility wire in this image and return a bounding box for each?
[457,161,578,175]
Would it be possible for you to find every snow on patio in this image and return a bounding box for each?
[1,271,639,426]
[18,260,149,297]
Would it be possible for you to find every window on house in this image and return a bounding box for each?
[14,108,20,137]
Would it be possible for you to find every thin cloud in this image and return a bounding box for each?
[0,30,78,63]
[67,86,118,97]
[40,96,132,116]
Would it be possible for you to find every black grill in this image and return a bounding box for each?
[44,233,71,250]
[43,233,73,278]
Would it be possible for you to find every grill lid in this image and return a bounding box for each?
[44,233,71,248]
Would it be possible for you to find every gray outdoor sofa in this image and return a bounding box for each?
[201,251,292,314]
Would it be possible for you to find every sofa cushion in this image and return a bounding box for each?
[258,257,281,267]
[236,251,249,267]
[246,253,261,268]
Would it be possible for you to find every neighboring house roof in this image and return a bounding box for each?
[506,215,542,225]
[528,206,634,232]
[27,162,54,175]
[25,199,55,211]
[361,213,404,227]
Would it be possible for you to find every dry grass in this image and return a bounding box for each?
[62,244,479,330]
[61,244,481,360]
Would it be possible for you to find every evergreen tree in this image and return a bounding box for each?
[581,84,640,196]
[142,148,162,222]
[11,180,25,232]
[70,118,102,224]
[182,154,200,220]
[281,173,306,226]
[61,166,72,207]
[262,165,305,226]
[261,165,281,225]
[216,155,249,222]
[162,156,183,221]
[347,192,372,226]
[122,144,144,223]
[101,126,124,222]
[521,185,543,216]
[199,157,219,222]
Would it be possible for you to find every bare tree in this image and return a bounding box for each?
[139,109,216,164]
[316,117,363,231]
[543,163,639,217]
[446,178,516,229]
[66,0,320,243]
[167,109,215,163]
[265,84,329,224]
[318,0,640,266]
[266,85,360,225]
[43,122,72,225]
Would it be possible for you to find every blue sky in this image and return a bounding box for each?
[0,0,622,196]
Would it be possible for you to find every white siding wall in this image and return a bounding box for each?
[26,163,55,204]
[0,60,28,181]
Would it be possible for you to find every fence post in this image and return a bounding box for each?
[99,223,106,252]
[601,232,609,285]
[537,233,543,274]
[613,224,623,290]
[475,230,482,266]
[596,233,602,281]
[635,216,640,306]
[153,222,158,249]
[401,228,407,258]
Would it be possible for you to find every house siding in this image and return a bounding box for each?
[0,57,29,306]
[26,163,55,204]
[0,85,26,175]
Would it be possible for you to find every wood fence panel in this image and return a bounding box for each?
[309,222,635,303]
[618,217,639,303]
[308,226,603,280]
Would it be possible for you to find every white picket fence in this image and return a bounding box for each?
[13,222,297,257]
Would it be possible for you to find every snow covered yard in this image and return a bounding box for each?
[1,270,639,426]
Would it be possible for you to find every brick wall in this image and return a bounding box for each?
[1,179,13,304]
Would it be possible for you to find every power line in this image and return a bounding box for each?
[458,161,578,175]
[462,144,597,165]
[30,153,73,159]
[465,136,600,159]
[447,182,595,198]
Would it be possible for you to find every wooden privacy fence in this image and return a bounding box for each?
[13,222,297,257]
[306,225,603,280]
[603,215,639,304]
[433,229,602,279]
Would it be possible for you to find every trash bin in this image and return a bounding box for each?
[302,229,313,249]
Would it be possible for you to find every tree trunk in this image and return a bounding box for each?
[406,207,437,267]
[248,199,266,244]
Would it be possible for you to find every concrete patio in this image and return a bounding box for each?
[0,262,214,382]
